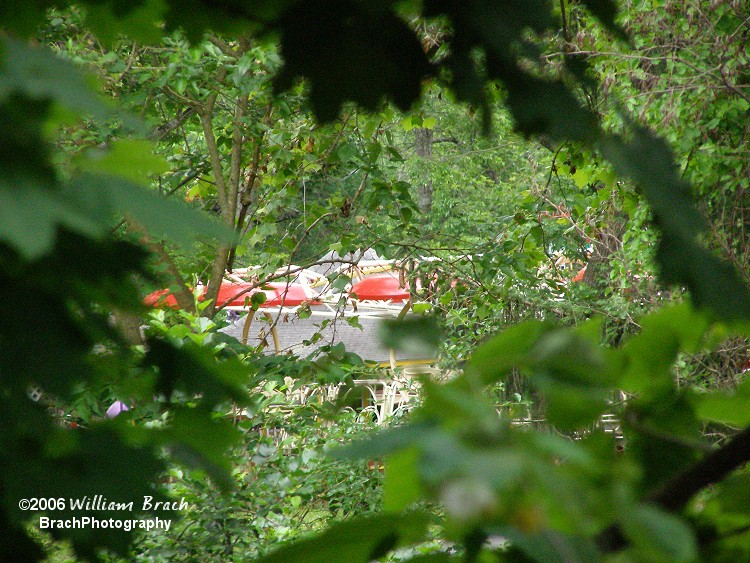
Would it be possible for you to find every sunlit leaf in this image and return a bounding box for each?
[578,0,628,40]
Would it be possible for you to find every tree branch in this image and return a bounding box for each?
[199,99,228,214]
[226,92,248,220]
[150,107,196,141]
[128,221,196,314]
[202,49,250,317]
[597,424,750,552]
[647,424,750,511]
[228,103,272,271]
[208,35,240,58]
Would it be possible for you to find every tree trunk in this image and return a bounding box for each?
[414,127,433,215]
[199,85,248,318]
[111,309,144,345]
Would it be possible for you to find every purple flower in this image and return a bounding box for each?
[106,400,130,419]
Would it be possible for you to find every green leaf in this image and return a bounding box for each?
[334,422,436,461]
[621,504,697,562]
[620,303,709,394]
[529,224,544,244]
[77,139,170,186]
[465,321,553,385]
[495,528,601,563]
[0,182,105,258]
[258,511,431,563]
[77,173,231,247]
[161,0,266,43]
[166,406,242,490]
[412,302,433,314]
[498,73,600,143]
[378,316,442,359]
[657,234,750,322]
[0,59,110,258]
[251,290,267,310]
[395,555,454,563]
[601,129,702,242]
[696,379,750,427]
[384,447,423,512]
[400,116,415,132]
[144,338,249,408]
[529,432,598,471]
[0,3,52,37]
[537,377,610,430]
[2,232,150,398]
[0,36,108,119]
[80,0,166,45]
[467,325,611,429]
[331,273,352,291]
[529,329,612,428]
[710,472,750,516]
[572,167,592,188]
[2,423,169,559]
[273,2,431,121]
[532,329,609,385]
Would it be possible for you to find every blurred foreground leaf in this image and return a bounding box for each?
[258,511,431,563]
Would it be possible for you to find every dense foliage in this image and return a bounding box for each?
[2,1,750,562]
